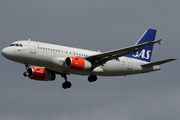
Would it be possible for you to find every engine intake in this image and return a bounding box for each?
[65,57,91,70]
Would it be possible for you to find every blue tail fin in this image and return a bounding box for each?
[125,29,157,62]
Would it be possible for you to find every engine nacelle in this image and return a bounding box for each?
[65,57,91,70]
[27,67,56,81]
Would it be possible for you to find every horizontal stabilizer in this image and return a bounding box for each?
[156,39,162,45]
[141,58,176,67]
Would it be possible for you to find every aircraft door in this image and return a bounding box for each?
[29,41,36,54]
[126,58,133,70]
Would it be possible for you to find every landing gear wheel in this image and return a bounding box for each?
[62,81,72,89]
[23,63,30,77]
[23,72,28,77]
[88,75,97,82]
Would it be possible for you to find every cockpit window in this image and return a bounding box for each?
[9,43,23,47]
[15,44,19,47]
[9,44,15,46]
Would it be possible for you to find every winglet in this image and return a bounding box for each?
[156,39,162,45]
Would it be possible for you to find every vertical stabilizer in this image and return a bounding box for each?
[125,29,157,62]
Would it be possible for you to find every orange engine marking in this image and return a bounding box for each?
[70,57,85,70]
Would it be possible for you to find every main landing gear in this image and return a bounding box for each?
[88,75,97,82]
[88,70,97,82]
[61,73,98,89]
[61,73,72,89]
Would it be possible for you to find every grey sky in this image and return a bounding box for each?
[0,0,179,120]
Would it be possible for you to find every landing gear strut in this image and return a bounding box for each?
[23,63,30,77]
[61,73,72,89]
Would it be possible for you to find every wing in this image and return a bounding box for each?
[86,41,158,67]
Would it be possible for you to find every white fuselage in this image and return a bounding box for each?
[2,40,160,76]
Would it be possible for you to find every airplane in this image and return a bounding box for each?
[1,29,176,89]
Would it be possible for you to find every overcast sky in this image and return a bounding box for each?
[0,0,179,120]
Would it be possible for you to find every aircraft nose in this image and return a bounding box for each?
[2,47,10,58]
[2,47,19,62]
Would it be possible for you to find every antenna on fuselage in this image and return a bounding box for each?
[28,38,31,41]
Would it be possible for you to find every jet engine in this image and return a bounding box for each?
[65,57,91,70]
[24,67,56,81]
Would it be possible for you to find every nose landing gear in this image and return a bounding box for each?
[23,63,30,77]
